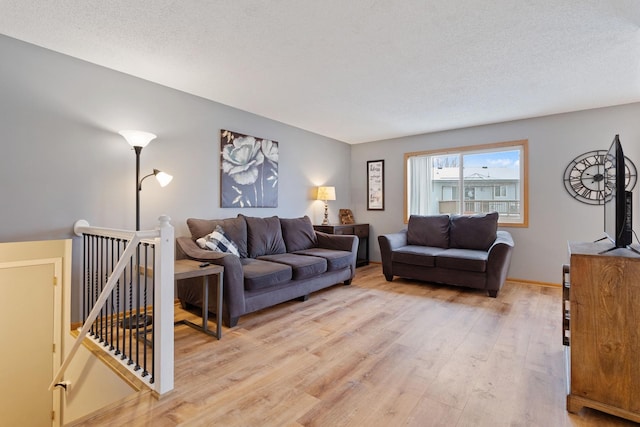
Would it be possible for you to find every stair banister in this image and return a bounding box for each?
[49,216,174,395]
[49,228,142,391]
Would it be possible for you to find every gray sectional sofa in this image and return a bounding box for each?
[378,212,514,297]
[176,214,358,327]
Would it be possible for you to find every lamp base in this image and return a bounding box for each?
[322,201,330,225]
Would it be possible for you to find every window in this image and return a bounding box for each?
[404,140,528,226]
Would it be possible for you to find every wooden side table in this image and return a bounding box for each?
[174,259,224,339]
[313,223,369,267]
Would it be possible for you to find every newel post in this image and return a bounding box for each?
[154,215,174,394]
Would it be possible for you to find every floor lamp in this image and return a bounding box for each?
[119,130,173,231]
[118,130,173,331]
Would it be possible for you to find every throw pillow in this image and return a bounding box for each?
[187,216,248,258]
[196,225,240,256]
[280,216,317,252]
[407,215,450,248]
[449,211,499,251]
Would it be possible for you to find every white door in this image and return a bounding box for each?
[0,259,62,427]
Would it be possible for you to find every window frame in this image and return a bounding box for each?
[403,139,529,227]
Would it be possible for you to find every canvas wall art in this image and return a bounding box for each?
[220,129,279,208]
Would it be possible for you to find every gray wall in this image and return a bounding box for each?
[351,103,640,284]
[0,35,351,241]
[3,34,640,288]
[0,35,351,321]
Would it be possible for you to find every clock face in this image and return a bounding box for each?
[563,150,637,205]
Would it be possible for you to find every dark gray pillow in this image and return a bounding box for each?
[449,211,498,251]
[280,216,317,252]
[186,216,248,258]
[407,215,450,248]
[241,215,287,258]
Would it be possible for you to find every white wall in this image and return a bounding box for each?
[351,103,640,284]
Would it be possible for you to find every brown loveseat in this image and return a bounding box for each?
[176,214,358,327]
[378,212,514,297]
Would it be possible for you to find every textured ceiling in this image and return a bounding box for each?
[1,1,639,143]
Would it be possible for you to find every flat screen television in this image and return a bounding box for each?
[603,134,632,249]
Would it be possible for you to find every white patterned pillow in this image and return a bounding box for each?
[196,225,240,256]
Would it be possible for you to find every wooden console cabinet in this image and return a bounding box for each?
[564,242,640,423]
[313,224,369,267]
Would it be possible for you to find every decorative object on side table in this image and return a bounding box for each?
[220,129,279,208]
[367,159,384,210]
[339,208,355,224]
[317,186,336,225]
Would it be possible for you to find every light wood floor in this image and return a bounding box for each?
[75,265,637,426]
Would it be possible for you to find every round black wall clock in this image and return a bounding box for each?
[563,150,637,205]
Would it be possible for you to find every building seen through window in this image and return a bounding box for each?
[405,140,528,226]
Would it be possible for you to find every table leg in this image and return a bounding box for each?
[175,272,223,339]
[215,270,223,339]
[202,275,209,330]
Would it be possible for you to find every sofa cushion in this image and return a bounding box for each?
[195,225,240,256]
[293,248,353,271]
[258,253,327,280]
[435,248,488,273]
[187,216,248,258]
[391,245,446,267]
[407,215,450,248]
[280,216,317,252]
[449,212,498,251]
[241,258,292,291]
[242,215,287,258]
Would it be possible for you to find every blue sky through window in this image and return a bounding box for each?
[464,150,520,168]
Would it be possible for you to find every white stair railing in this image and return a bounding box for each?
[49,216,174,395]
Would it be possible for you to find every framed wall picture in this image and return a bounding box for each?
[367,159,384,210]
[220,129,279,208]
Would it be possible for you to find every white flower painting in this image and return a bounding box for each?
[220,129,278,207]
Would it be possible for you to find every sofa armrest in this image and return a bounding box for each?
[315,231,358,252]
[175,236,246,325]
[486,230,515,294]
[176,236,226,261]
[316,231,359,275]
[377,230,408,280]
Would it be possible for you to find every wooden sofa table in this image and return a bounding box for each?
[174,259,224,339]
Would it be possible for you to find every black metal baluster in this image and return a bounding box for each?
[99,236,105,344]
[92,235,98,337]
[115,238,123,356]
[108,237,115,351]
[83,234,89,323]
[141,242,149,377]
[127,255,134,364]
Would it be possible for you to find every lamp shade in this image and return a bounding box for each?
[119,130,157,148]
[154,169,173,187]
[317,186,336,201]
